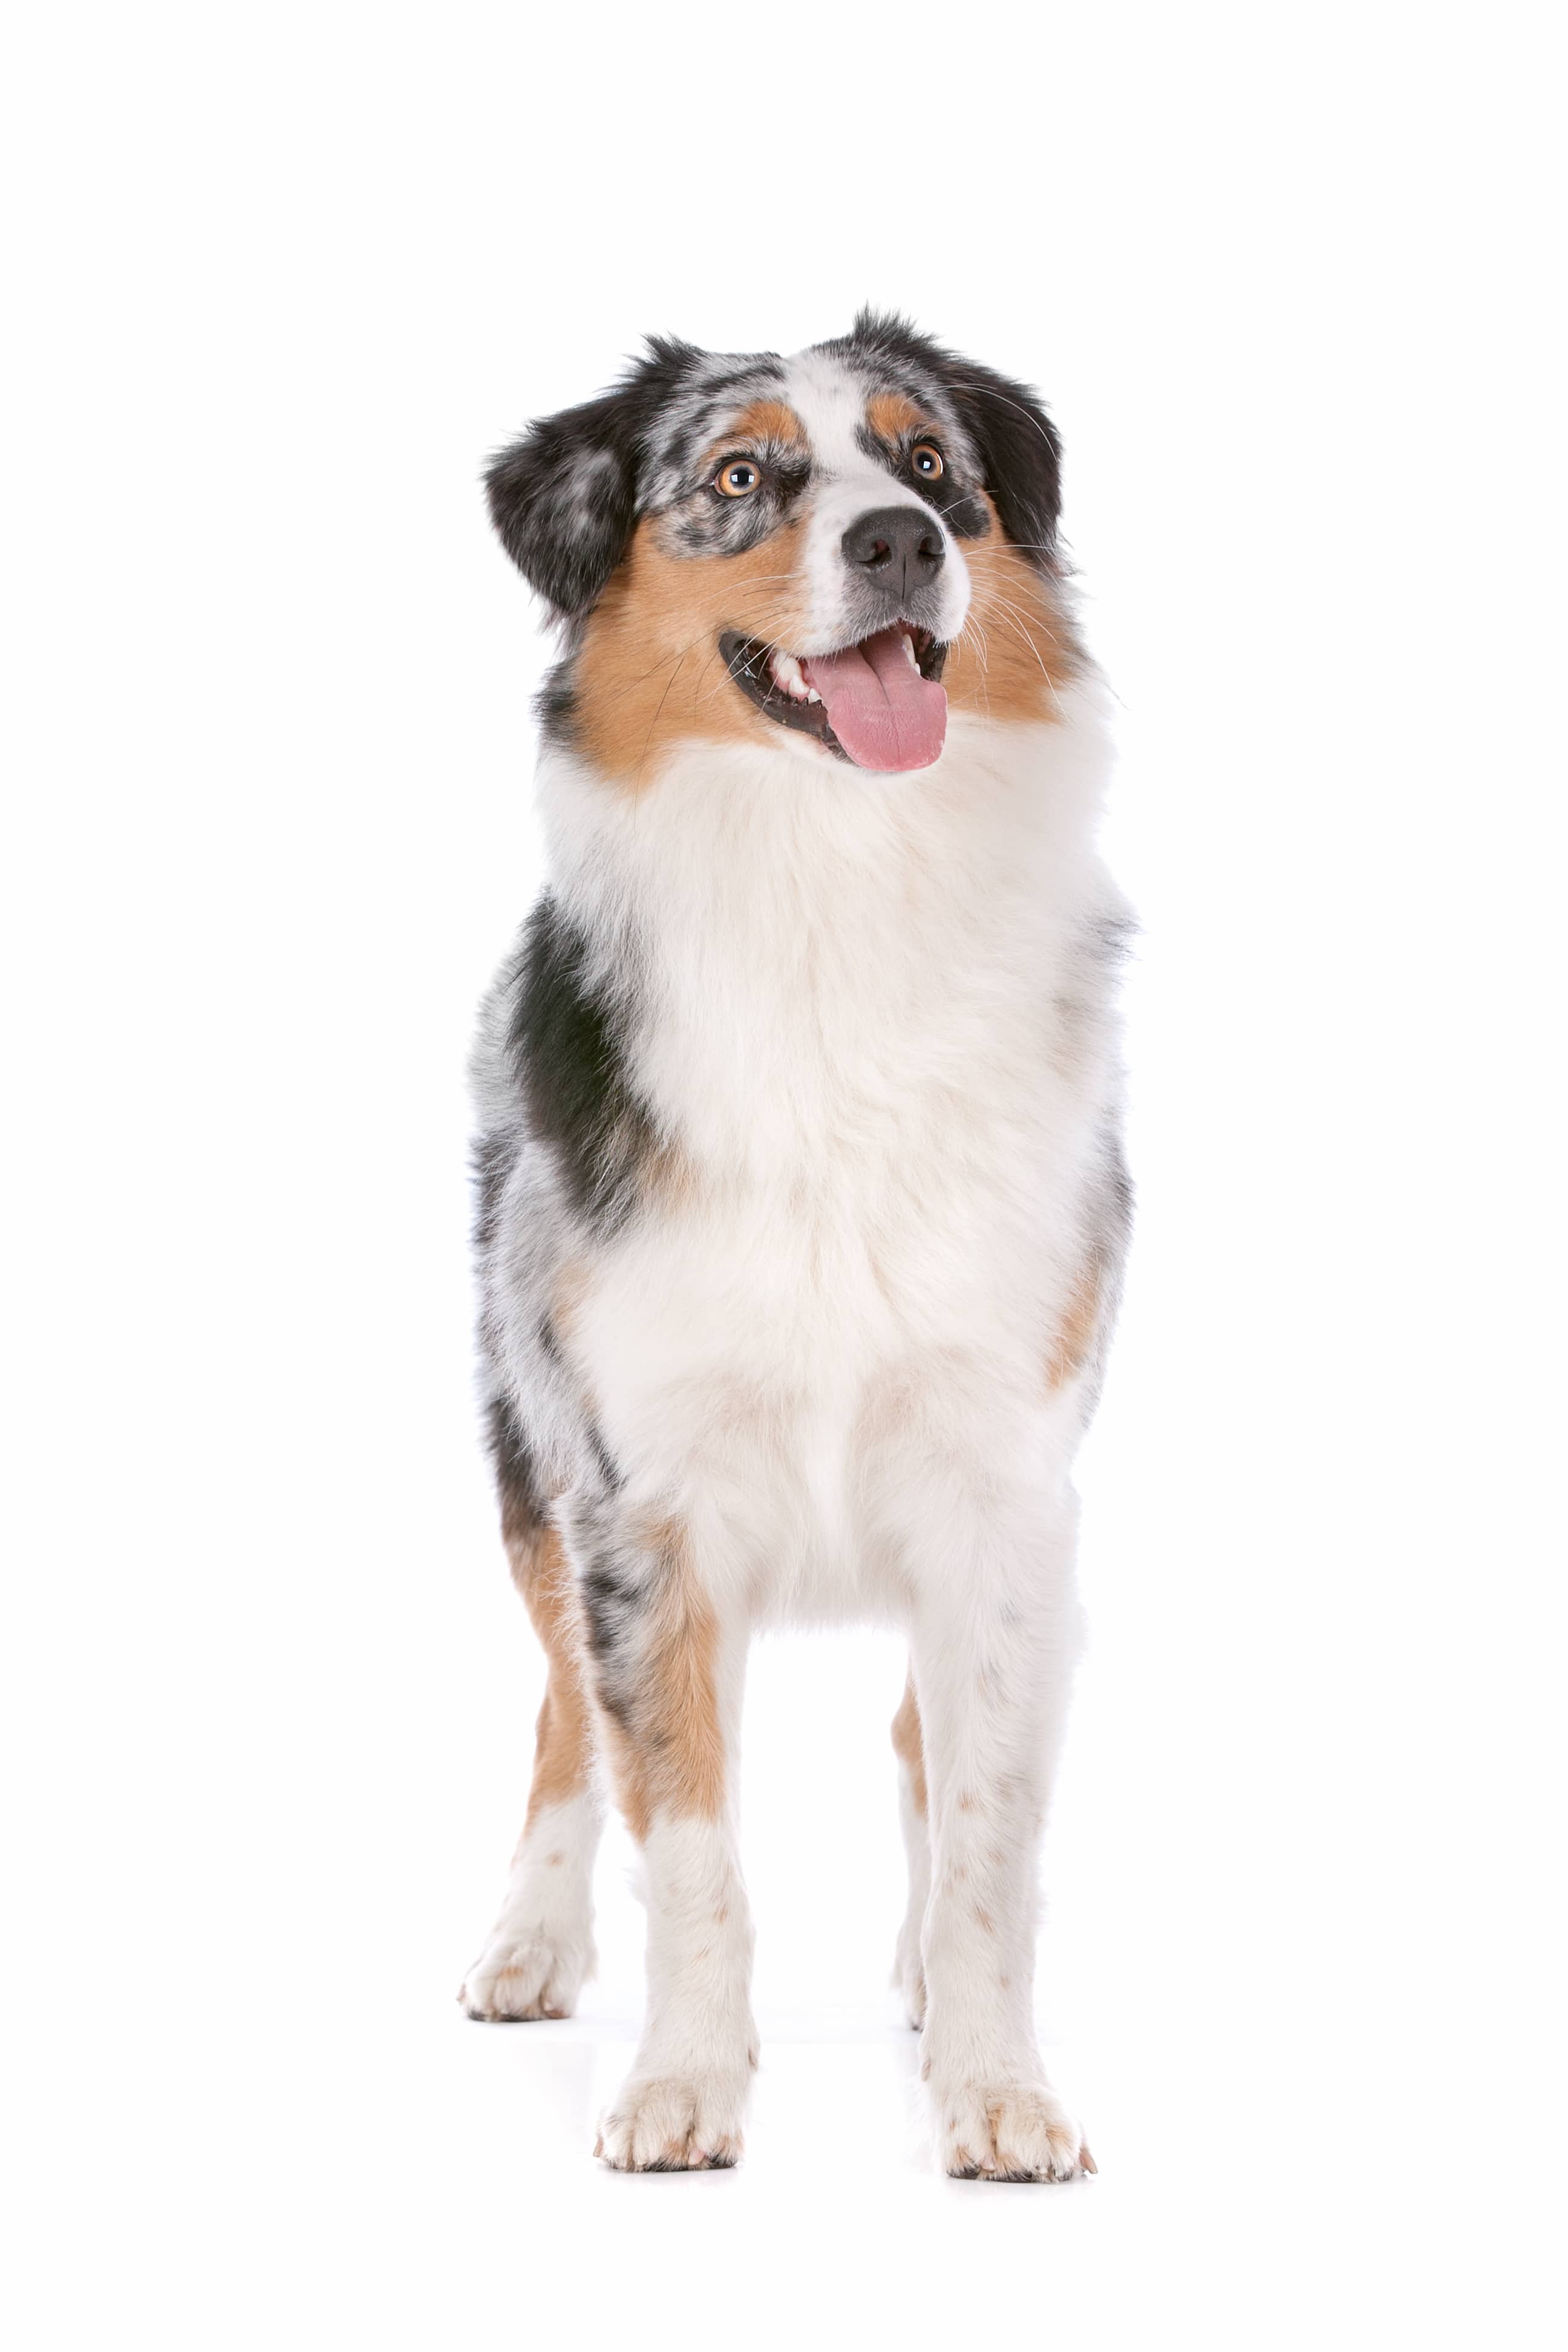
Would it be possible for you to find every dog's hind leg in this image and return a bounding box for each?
[461,1406,604,2022]
[890,1672,930,2027]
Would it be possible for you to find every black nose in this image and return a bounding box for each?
[841,505,945,605]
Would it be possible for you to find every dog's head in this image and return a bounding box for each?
[486,312,1077,781]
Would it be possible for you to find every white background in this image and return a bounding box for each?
[4,3,1564,2345]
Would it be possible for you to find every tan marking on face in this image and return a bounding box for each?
[601,1515,726,1843]
[866,390,926,442]
[574,516,812,783]
[941,495,1083,724]
[890,1676,927,1819]
[715,397,807,453]
[1047,1257,1102,1390]
[505,1523,597,1832]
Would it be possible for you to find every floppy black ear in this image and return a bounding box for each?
[941,356,1063,569]
[485,391,640,618]
[485,339,699,618]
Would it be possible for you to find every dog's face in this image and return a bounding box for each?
[487,311,1079,782]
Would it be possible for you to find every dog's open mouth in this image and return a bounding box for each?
[719,625,949,773]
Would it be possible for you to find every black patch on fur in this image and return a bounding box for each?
[854,421,993,542]
[581,1420,622,1495]
[578,1562,639,1727]
[667,444,812,557]
[833,309,1063,567]
[506,895,657,1228]
[575,1505,642,1732]
[485,337,704,617]
[486,1393,546,1537]
[911,471,992,541]
[470,1132,512,1255]
[534,658,579,750]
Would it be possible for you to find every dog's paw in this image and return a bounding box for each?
[459,1914,594,2022]
[936,2080,1094,2182]
[595,2071,748,2172]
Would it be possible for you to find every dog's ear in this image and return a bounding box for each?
[485,339,698,619]
[940,356,1063,570]
[485,393,638,617]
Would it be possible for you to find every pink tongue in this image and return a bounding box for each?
[800,628,947,772]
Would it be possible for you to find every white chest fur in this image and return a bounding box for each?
[534,688,1125,1599]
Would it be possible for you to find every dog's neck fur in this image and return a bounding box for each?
[539,681,1123,1191]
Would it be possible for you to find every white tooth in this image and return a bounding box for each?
[770,650,811,702]
[902,633,919,669]
[806,688,820,702]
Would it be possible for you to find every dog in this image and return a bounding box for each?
[460,310,1130,2181]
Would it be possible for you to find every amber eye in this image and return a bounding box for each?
[716,457,762,497]
[912,442,944,479]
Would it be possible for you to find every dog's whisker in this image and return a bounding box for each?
[634,645,693,784]
[983,601,1065,716]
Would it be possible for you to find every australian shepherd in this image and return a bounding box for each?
[461,310,1130,2181]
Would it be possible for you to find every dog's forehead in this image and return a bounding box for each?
[773,348,879,468]
[641,341,965,500]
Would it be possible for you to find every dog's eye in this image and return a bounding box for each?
[716,458,762,498]
[912,443,944,480]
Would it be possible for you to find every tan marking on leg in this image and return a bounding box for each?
[505,1522,597,1834]
[602,1516,725,1844]
[1047,1257,1102,1390]
[574,518,813,782]
[942,505,1083,725]
[891,1676,928,1819]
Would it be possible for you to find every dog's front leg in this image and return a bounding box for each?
[910,1486,1093,2182]
[569,1497,756,2171]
